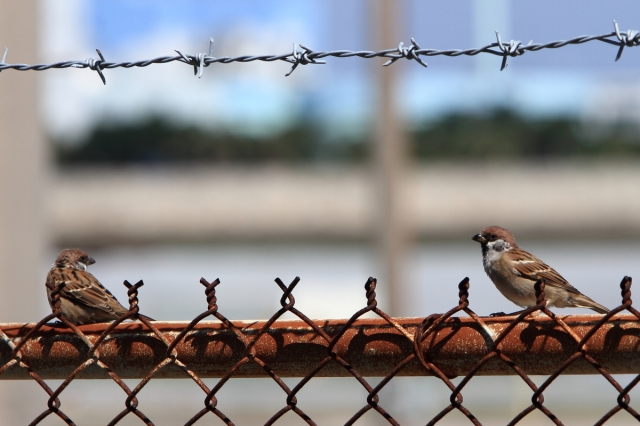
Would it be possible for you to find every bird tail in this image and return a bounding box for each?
[573,295,609,314]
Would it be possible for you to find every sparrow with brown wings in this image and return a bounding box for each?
[46,248,154,325]
[472,226,608,315]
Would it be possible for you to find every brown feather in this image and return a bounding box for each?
[46,249,132,324]
[474,226,609,314]
[507,248,582,294]
[48,267,128,316]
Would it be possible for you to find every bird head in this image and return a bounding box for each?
[472,226,519,252]
[55,249,96,270]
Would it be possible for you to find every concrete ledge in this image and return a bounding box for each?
[50,163,640,245]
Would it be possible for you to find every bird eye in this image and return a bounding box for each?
[490,234,497,240]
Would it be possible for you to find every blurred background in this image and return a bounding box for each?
[3,0,640,424]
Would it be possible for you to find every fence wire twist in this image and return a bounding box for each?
[0,20,638,83]
[0,273,639,425]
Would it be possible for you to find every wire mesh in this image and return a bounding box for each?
[1,274,639,425]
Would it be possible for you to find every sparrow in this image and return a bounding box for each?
[46,249,151,325]
[472,226,608,314]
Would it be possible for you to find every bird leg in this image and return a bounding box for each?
[489,308,542,318]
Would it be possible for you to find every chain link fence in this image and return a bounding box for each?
[1,275,639,425]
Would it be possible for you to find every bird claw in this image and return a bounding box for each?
[490,311,507,317]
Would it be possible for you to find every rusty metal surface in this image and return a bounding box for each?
[1,275,640,425]
[2,314,640,380]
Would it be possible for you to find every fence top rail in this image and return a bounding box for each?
[0,313,636,338]
[3,313,640,380]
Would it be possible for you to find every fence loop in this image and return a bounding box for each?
[48,282,65,312]
[124,279,144,314]
[365,277,377,308]
[277,276,299,308]
[458,277,470,307]
[200,277,220,311]
[621,275,633,306]
[534,278,546,306]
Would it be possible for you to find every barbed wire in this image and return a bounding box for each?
[0,20,638,84]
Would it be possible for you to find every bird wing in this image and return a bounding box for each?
[509,249,581,295]
[47,267,128,316]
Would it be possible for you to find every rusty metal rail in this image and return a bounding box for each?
[2,315,640,380]
[1,275,640,425]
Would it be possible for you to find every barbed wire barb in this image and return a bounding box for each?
[175,42,209,78]
[0,47,7,73]
[85,48,106,85]
[208,37,215,57]
[193,37,217,78]
[408,38,428,67]
[612,20,640,61]
[495,31,524,71]
[285,43,325,77]
[383,38,428,67]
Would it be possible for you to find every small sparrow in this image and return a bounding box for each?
[46,249,146,325]
[472,226,608,314]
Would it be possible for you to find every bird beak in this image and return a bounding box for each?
[87,257,96,265]
[472,233,486,243]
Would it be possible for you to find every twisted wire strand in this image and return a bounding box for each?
[0,20,637,83]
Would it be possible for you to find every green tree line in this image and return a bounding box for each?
[56,110,640,164]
